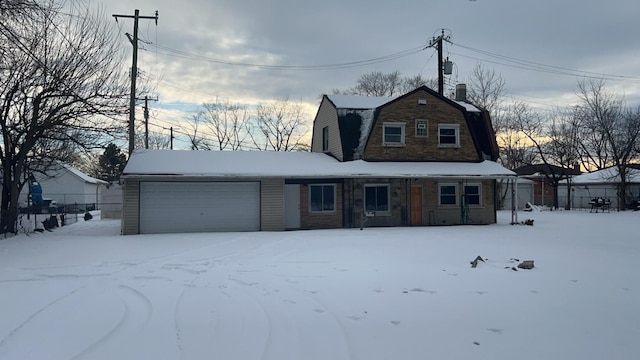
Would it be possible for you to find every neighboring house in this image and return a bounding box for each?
[121,86,515,235]
[514,164,581,208]
[559,166,640,209]
[19,164,108,211]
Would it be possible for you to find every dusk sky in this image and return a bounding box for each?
[95,0,640,146]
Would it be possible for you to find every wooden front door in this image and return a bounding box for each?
[410,186,423,226]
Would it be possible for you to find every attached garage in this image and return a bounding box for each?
[139,182,260,234]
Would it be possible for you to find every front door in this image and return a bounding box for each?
[284,184,301,229]
[410,186,423,226]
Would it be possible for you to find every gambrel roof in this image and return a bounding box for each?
[321,86,499,161]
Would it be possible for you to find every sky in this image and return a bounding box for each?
[88,0,640,148]
[1,210,638,359]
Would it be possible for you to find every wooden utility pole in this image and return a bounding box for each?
[141,95,158,149]
[428,29,450,95]
[112,9,158,156]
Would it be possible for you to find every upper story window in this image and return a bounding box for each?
[383,123,405,146]
[322,126,329,152]
[415,119,428,137]
[438,124,460,147]
[463,183,481,206]
[310,184,335,213]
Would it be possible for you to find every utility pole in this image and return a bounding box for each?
[141,95,158,149]
[428,29,451,95]
[112,9,158,156]
[170,127,174,150]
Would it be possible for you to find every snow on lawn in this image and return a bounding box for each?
[1,211,638,360]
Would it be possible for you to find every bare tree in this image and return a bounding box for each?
[467,63,506,117]
[0,0,40,16]
[401,74,437,93]
[353,70,403,96]
[495,111,538,171]
[0,0,129,233]
[248,98,310,151]
[187,101,250,151]
[574,79,640,209]
[508,102,573,209]
[336,70,412,97]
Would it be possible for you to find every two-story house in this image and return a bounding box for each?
[121,86,514,235]
[304,85,505,229]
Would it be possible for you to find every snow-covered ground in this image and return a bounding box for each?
[0,210,638,360]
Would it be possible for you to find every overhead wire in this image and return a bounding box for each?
[137,38,427,71]
[448,41,640,83]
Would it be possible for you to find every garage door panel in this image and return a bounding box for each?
[140,182,260,234]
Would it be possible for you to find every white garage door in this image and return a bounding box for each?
[139,182,260,234]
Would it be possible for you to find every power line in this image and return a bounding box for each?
[449,41,640,83]
[137,40,427,71]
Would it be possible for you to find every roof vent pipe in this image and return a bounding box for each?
[455,83,467,102]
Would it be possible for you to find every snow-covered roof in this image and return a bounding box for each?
[327,94,481,113]
[326,94,397,109]
[62,164,108,185]
[123,149,516,179]
[561,167,640,184]
[454,101,481,112]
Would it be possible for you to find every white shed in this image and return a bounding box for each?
[21,164,108,211]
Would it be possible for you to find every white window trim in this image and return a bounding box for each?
[438,183,458,206]
[364,183,391,213]
[382,122,406,147]
[309,184,336,213]
[463,183,482,206]
[415,119,429,138]
[438,124,460,148]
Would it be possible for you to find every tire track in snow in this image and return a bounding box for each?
[257,278,353,360]
[73,285,153,359]
[0,285,86,349]
[174,286,270,359]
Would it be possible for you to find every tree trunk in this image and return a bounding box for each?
[552,184,559,210]
[619,167,627,211]
[565,179,572,210]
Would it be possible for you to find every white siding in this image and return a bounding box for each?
[122,180,140,235]
[261,178,285,231]
[311,98,343,160]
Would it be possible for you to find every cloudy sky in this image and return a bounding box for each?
[93,0,640,144]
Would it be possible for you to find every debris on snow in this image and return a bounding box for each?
[518,260,535,270]
[470,255,485,268]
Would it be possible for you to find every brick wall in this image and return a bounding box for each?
[363,90,479,162]
[300,183,343,229]
[410,179,496,225]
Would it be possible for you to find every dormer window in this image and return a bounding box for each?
[383,123,405,146]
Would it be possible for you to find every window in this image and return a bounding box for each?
[439,183,457,206]
[364,184,390,212]
[322,126,329,151]
[310,184,335,212]
[438,124,460,147]
[463,184,481,205]
[383,123,405,146]
[415,119,428,137]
